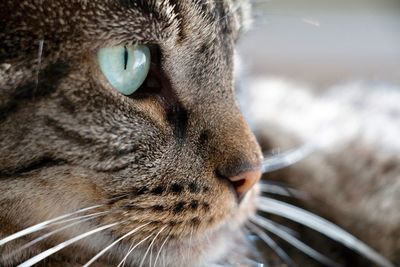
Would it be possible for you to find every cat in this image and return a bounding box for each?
[0,1,397,267]
[0,0,262,266]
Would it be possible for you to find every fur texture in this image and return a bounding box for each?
[248,78,400,264]
[0,0,262,266]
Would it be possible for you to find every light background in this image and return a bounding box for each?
[238,0,400,86]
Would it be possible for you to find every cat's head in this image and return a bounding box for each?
[0,0,262,265]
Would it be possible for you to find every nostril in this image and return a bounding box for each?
[228,169,261,199]
[216,167,262,201]
[231,179,246,189]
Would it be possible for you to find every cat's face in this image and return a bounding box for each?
[0,0,262,266]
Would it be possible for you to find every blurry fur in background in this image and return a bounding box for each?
[237,0,400,265]
[243,78,400,266]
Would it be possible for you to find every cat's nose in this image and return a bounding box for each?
[217,165,262,201]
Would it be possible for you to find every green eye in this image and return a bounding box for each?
[97,45,150,95]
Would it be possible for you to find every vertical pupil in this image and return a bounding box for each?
[123,46,128,70]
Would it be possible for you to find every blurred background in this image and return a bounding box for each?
[238,0,400,86]
[236,1,400,266]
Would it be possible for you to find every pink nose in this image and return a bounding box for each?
[227,169,262,200]
[217,163,262,201]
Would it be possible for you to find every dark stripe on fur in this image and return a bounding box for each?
[0,61,69,121]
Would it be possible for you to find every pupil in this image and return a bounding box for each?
[123,46,128,70]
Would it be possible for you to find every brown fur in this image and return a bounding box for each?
[0,0,262,266]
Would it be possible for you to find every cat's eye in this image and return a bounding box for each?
[97,45,150,95]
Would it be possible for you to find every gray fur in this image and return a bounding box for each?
[0,0,261,266]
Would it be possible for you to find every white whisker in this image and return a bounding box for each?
[268,219,300,239]
[83,222,150,267]
[262,143,313,173]
[259,182,307,199]
[117,232,154,267]
[241,257,269,267]
[250,215,339,267]
[34,39,44,91]
[3,212,106,261]
[153,233,170,267]
[185,226,194,265]
[122,242,136,267]
[17,222,121,267]
[257,197,395,267]
[0,205,103,247]
[50,210,110,226]
[139,226,167,267]
[247,222,297,267]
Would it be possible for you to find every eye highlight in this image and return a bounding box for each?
[97,45,150,95]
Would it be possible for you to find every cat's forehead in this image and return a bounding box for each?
[94,0,249,41]
[14,0,249,44]
[2,0,249,103]
[2,0,250,68]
